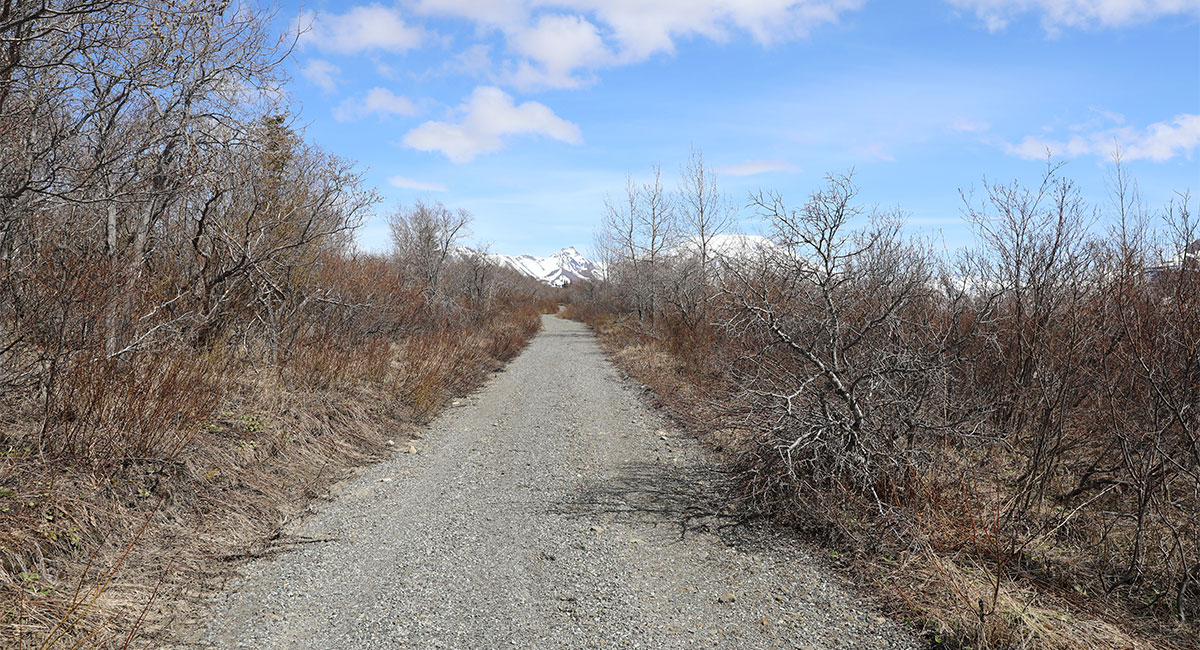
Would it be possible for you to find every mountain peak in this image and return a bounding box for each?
[487,246,603,286]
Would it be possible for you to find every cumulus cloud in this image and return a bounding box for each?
[508,14,613,89]
[299,59,341,93]
[1003,113,1200,162]
[412,0,530,30]
[302,5,426,54]
[554,0,868,60]
[717,160,802,176]
[388,175,449,192]
[333,88,419,122]
[947,0,1200,32]
[403,86,582,162]
[408,1,867,89]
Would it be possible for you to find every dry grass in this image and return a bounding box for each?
[570,311,1197,650]
[895,552,1155,650]
[0,302,546,649]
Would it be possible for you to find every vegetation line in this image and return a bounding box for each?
[0,2,556,647]
[565,148,1197,650]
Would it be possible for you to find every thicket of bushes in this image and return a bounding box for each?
[0,2,553,646]
[567,153,1198,649]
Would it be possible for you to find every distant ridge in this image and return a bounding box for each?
[476,234,777,287]
[486,246,604,287]
[672,233,776,261]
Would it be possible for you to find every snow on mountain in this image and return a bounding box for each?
[1167,238,1200,267]
[466,235,777,288]
[673,233,776,262]
[1147,238,1200,280]
[486,246,604,287]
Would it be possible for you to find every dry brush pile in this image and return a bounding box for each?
[0,2,553,647]
[567,152,1198,649]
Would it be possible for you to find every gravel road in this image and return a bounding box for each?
[188,315,922,649]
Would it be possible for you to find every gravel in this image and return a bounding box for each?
[183,315,923,649]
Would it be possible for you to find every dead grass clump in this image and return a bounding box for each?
[485,304,544,362]
[282,335,392,390]
[43,351,230,463]
[394,329,487,421]
[898,552,1154,650]
[560,301,611,327]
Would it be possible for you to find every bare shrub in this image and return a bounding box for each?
[597,167,678,321]
[0,2,553,646]
[389,200,471,303]
[571,153,1200,648]
[724,173,975,506]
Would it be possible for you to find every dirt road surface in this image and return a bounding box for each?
[187,315,921,649]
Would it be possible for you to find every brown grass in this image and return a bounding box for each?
[570,310,1197,650]
[0,297,546,649]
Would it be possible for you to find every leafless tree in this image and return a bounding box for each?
[598,166,677,320]
[389,200,472,302]
[961,160,1097,516]
[670,146,733,323]
[446,243,497,319]
[678,147,733,280]
[0,0,382,437]
[722,173,976,505]
[580,153,1200,633]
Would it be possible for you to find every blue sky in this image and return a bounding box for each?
[277,0,1200,256]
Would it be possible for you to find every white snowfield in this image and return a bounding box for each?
[481,236,779,288]
[672,233,777,261]
[486,246,605,287]
[480,235,1196,292]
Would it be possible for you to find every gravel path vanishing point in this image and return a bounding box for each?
[187,315,923,649]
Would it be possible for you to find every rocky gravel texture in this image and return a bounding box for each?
[184,315,922,649]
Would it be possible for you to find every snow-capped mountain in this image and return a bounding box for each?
[673,233,776,262]
[487,246,604,287]
[1147,238,1200,280]
[471,236,778,287]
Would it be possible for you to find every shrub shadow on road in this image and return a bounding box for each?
[548,460,777,549]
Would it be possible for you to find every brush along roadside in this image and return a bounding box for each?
[564,306,1195,650]
[0,300,553,649]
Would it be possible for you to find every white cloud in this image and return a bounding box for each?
[412,0,530,30]
[374,58,400,80]
[388,175,449,192]
[554,0,867,60]
[1128,114,1200,161]
[299,59,341,93]
[333,88,419,122]
[717,160,802,176]
[1004,113,1200,162]
[951,117,991,133]
[507,14,612,89]
[947,0,1200,32]
[302,5,426,55]
[1004,135,1082,159]
[453,45,493,76]
[408,1,866,88]
[403,86,582,162]
[1075,107,1126,129]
